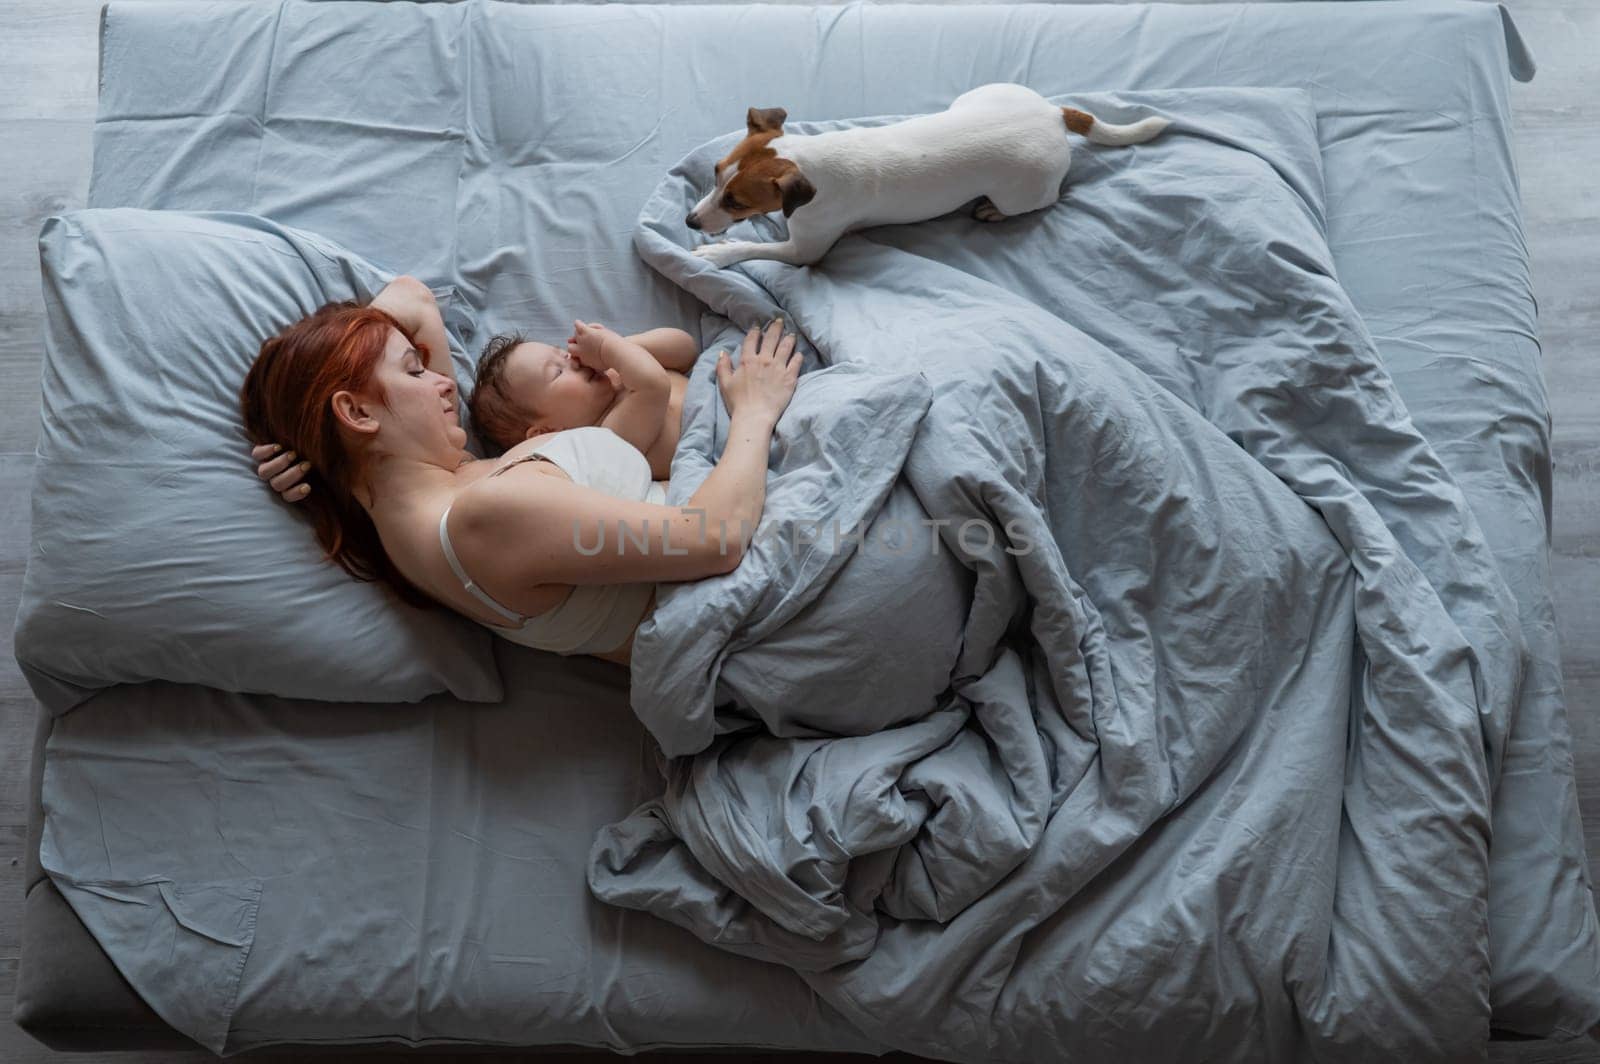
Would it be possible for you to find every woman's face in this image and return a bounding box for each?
[336,327,466,462]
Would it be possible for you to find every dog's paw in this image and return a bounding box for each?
[972,198,1008,224]
[692,243,743,268]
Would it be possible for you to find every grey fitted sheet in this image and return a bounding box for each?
[23,0,1596,1055]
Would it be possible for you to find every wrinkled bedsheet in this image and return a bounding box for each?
[29,0,1598,1056]
[589,88,1533,1062]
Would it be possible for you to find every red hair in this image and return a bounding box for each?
[240,301,436,610]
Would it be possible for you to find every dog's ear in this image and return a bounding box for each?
[747,107,787,134]
[778,168,816,217]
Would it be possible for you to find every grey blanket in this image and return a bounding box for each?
[589,90,1526,1062]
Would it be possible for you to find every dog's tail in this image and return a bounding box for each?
[1061,107,1171,146]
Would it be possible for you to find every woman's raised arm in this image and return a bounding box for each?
[371,276,455,386]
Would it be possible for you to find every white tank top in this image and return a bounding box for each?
[437,426,667,656]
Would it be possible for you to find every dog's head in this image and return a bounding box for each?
[685,107,816,235]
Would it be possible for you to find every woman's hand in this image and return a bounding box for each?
[717,318,800,428]
[251,442,311,502]
[567,319,619,371]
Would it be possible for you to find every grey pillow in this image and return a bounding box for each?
[15,209,503,713]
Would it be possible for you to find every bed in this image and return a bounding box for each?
[14,0,1598,1057]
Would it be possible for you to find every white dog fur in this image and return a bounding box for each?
[687,83,1170,269]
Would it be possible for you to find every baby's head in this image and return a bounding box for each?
[469,333,618,453]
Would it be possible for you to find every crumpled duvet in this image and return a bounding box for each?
[587,88,1530,1063]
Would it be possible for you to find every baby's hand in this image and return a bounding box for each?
[567,319,619,371]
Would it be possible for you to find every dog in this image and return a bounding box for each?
[687,83,1170,269]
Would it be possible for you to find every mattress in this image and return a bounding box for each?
[16,0,1596,1055]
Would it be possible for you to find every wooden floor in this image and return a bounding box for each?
[2,0,1596,1061]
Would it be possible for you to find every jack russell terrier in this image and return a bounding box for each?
[687,82,1170,269]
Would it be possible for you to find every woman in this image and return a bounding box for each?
[242,276,799,665]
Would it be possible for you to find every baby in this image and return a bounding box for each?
[469,321,696,480]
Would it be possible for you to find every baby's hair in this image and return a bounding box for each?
[470,332,532,454]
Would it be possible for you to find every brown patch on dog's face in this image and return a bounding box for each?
[689,107,816,234]
[721,151,812,220]
[712,133,782,220]
[707,115,815,221]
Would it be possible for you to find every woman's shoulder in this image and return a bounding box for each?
[453,427,638,511]
[445,471,546,560]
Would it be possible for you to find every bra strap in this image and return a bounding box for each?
[488,451,555,479]
[438,505,527,625]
